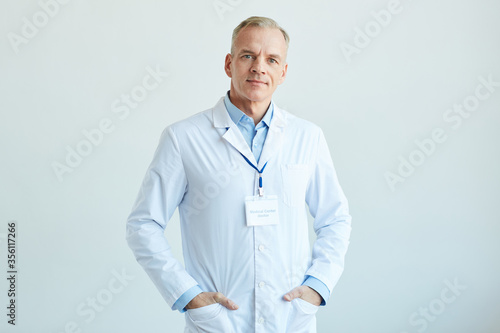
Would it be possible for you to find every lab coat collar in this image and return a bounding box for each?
[257,102,285,169]
[212,96,286,169]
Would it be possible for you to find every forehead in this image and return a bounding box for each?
[234,26,287,56]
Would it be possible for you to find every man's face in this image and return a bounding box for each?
[224,26,288,104]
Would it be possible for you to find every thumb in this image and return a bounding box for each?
[283,286,302,302]
[214,293,239,310]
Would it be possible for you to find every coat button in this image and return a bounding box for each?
[258,317,265,324]
[259,281,266,288]
[258,244,265,251]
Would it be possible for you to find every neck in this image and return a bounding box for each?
[229,89,271,125]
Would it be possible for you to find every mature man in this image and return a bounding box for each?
[126,16,351,332]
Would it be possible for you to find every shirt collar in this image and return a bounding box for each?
[224,90,274,127]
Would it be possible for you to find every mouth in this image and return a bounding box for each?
[247,79,267,85]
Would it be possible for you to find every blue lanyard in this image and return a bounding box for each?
[240,153,268,197]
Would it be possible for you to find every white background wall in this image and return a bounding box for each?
[1,0,499,332]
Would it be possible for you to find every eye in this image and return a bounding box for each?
[269,58,278,64]
[243,55,252,59]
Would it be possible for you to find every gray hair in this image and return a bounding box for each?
[231,16,290,55]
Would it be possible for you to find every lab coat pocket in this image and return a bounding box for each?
[185,303,233,333]
[281,164,309,207]
[286,298,318,332]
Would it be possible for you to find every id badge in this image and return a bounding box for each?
[244,195,279,227]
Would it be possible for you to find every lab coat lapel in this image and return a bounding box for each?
[212,97,258,166]
[257,104,286,170]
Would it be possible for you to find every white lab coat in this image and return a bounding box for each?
[126,96,351,333]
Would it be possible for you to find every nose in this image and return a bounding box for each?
[250,57,266,75]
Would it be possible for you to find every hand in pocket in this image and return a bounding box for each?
[283,285,322,306]
[186,291,239,310]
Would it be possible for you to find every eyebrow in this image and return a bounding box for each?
[239,49,282,61]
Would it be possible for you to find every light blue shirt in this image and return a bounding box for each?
[224,91,273,164]
[172,92,330,312]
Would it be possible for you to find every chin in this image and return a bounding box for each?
[243,90,270,102]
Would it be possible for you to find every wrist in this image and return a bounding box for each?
[185,292,204,310]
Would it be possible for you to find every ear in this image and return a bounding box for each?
[278,62,288,85]
[224,53,233,78]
